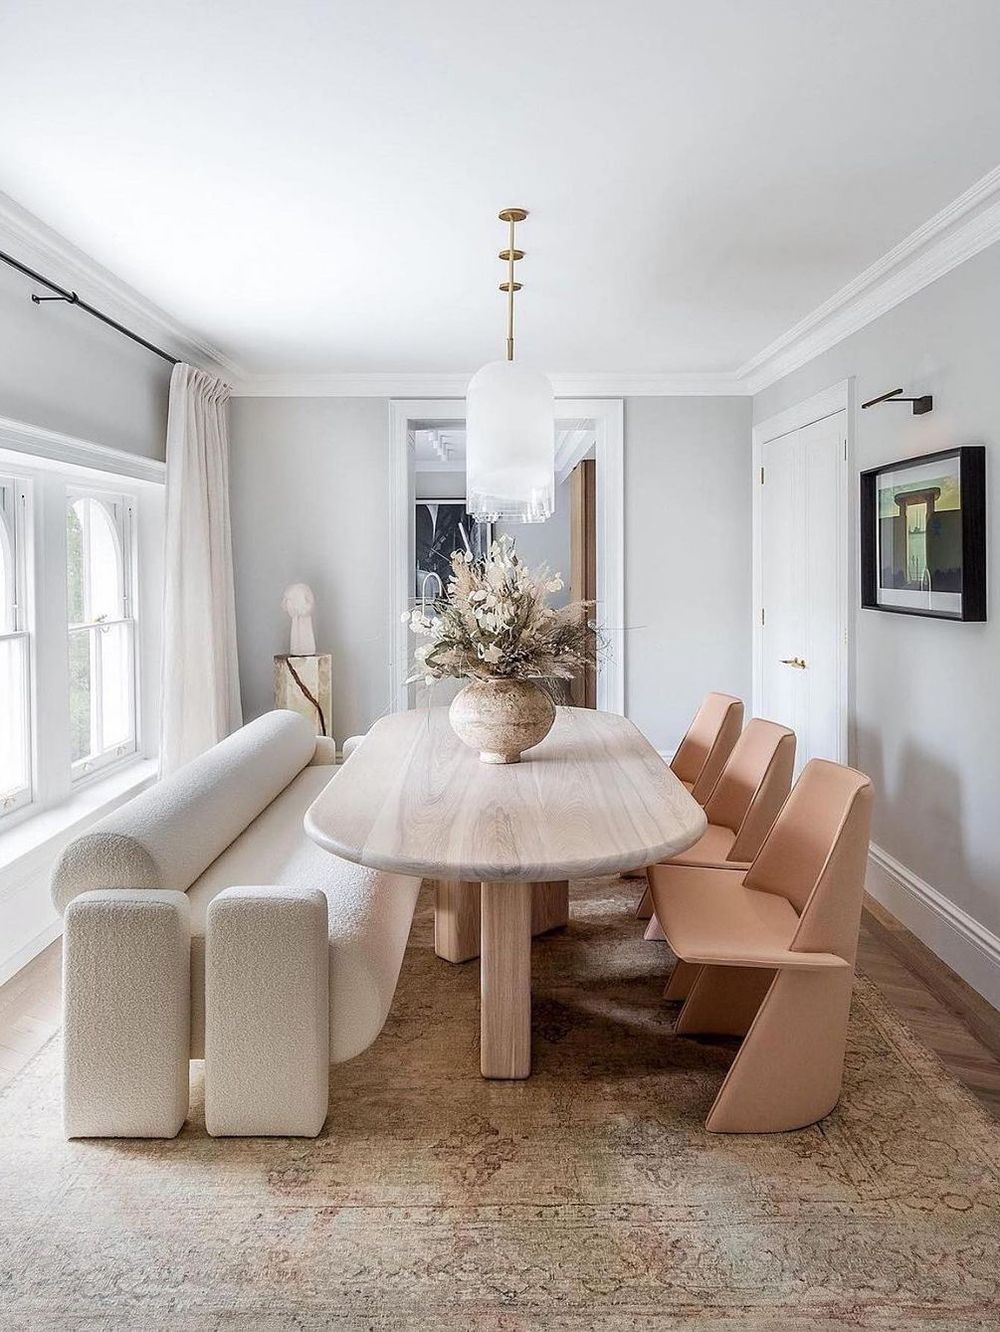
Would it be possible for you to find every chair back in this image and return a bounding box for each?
[703,718,795,859]
[746,758,874,962]
[671,692,744,803]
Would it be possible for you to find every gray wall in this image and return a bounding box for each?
[753,241,1000,940]
[0,261,170,458]
[625,398,753,752]
[230,394,753,755]
[230,397,392,743]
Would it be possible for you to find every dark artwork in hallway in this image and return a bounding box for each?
[861,445,986,621]
[414,500,492,603]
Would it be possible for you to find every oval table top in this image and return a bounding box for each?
[305,706,706,883]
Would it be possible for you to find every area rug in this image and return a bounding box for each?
[1,877,998,1331]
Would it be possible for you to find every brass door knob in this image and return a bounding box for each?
[779,657,807,669]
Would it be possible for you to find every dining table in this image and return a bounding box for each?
[304,705,706,1078]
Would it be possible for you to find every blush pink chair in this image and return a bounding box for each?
[671,692,745,804]
[635,718,795,923]
[649,758,874,1132]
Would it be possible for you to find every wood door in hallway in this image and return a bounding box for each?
[569,459,597,708]
[759,410,847,768]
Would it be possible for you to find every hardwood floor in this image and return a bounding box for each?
[2,900,999,1119]
[0,938,61,1091]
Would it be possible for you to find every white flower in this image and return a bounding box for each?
[481,643,503,664]
[545,576,564,593]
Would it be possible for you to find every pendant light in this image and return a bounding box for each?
[466,208,555,523]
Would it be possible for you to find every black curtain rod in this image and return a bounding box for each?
[0,247,180,366]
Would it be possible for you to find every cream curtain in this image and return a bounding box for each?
[160,363,242,773]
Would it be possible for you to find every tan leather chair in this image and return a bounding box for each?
[649,759,874,1133]
[671,692,744,804]
[624,693,743,884]
[636,718,795,917]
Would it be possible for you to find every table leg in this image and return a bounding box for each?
[480,881,532,1079]
[433,880,481,963]
[435,879,568,964]
[531,880,569,935]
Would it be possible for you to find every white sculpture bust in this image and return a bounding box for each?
[281,582,317,656]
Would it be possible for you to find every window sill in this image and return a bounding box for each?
[0,757,158,883]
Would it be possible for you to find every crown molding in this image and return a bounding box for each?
[739,163,1000,394]
[0,192,243,383]
[230,370,745,397]
[0,414,165,484]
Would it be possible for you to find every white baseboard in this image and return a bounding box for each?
[866,843,1000,1010]
[0,918,61,988]
[0,863,61,986]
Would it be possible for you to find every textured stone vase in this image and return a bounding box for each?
[448,678,556,764]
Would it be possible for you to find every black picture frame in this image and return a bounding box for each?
[860,445,986,621]
[414,499,493,602]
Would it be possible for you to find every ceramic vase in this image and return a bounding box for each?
[448,678,556,764]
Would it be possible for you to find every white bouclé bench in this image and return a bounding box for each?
[52,711,420,1140]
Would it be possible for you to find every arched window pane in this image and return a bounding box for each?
[66,491,135,778]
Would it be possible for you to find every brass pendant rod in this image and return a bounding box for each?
[497,207,527,362]
[506,214,515,362]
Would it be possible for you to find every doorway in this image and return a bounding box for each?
[388,399,623,717]
[753,384,851,769]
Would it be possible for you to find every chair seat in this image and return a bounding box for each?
[648,863,849,971]
[668,821,736,866]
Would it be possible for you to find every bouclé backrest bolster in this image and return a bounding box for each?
[51,711,316,915]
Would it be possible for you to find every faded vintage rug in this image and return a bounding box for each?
[2,877,999,1331]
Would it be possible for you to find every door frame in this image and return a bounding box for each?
[751,378,854,764]
[388,397,624,716]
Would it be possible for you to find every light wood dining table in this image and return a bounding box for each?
[305,705,706,1079]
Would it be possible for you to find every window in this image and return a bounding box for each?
[66,492,137,780]
[0,476,30,815]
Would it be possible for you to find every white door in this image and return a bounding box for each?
[759,411,846,769]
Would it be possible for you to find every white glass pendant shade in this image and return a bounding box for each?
[466,360,555,523]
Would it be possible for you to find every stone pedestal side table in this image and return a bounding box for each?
[274,653,332,738]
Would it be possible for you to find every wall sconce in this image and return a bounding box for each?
[861,387,933,415]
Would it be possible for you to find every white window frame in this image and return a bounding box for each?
[0,420,164,839]
[66,487,139,784]
[0,474,32,818]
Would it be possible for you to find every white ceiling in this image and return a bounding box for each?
[2,0,1000,378]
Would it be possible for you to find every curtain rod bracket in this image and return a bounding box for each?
[31,291,79,305]
[1,247,179,365]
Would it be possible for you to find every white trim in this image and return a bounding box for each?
[0,191,241,382]
[867,843,1000,1010]
[554,427,595,487]
[0,415,165,485]
[751,380,851,765]
[750,381,852,448]
[740,163,1000,393]
[233,371,744,398]
[387,397,626,717]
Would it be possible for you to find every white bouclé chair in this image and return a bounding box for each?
[53,711,420,1140]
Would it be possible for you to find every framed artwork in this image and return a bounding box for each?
[860,446,986,621]
[414,499,492,602]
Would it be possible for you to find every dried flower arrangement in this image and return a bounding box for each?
[403,535,597,686]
